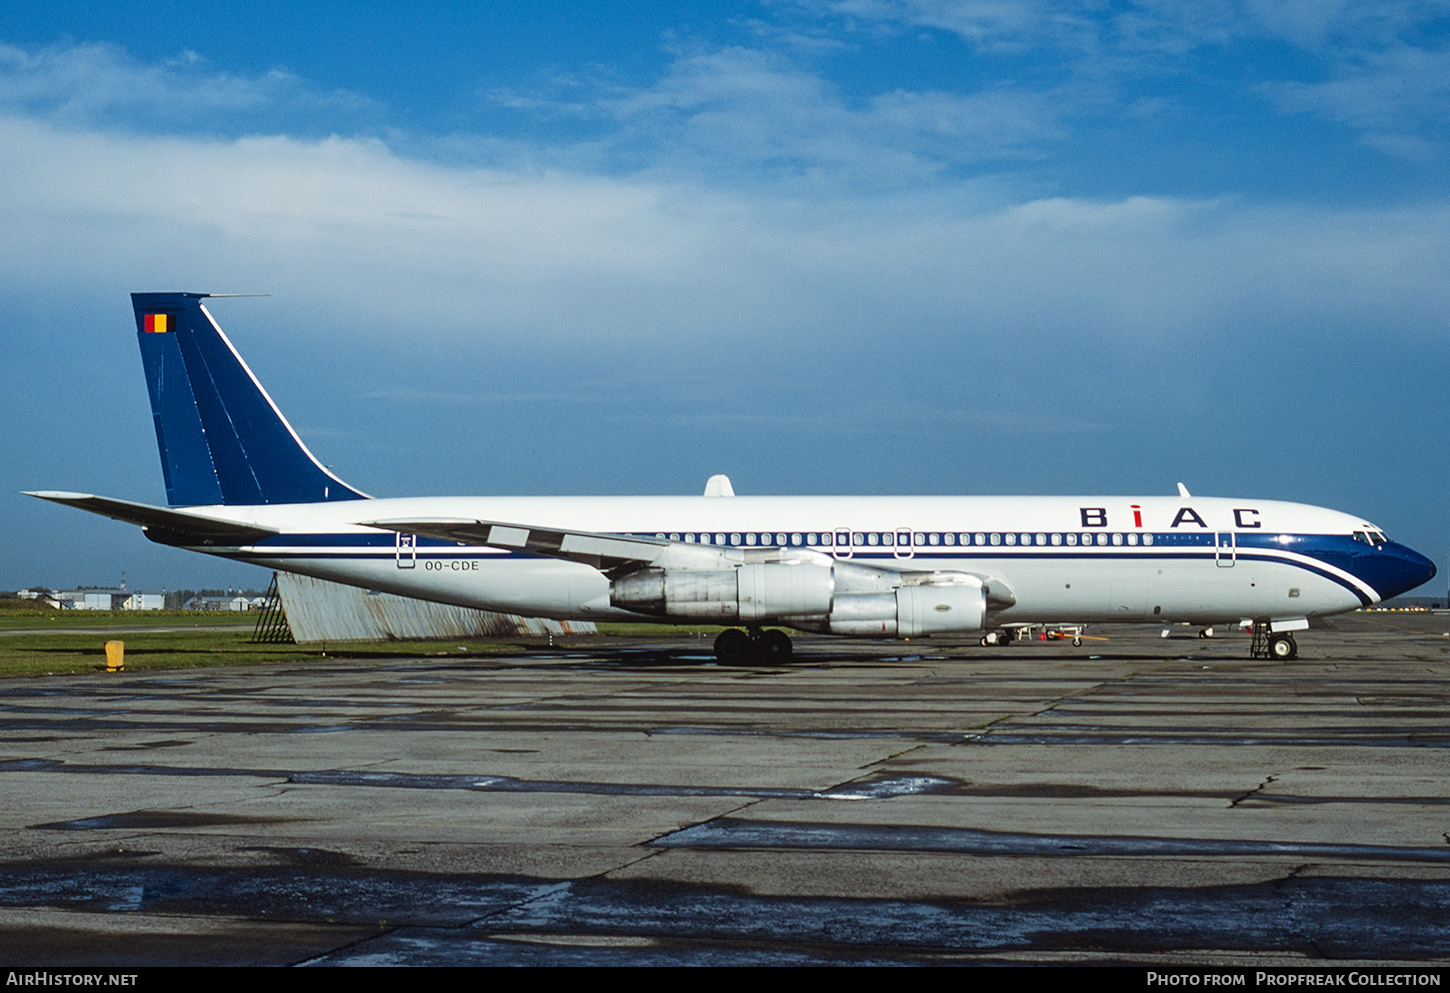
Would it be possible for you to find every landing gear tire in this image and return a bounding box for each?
[757,629,793,662]
[713,628,751,663]
[980,630,1001,646]
[1199,627,1214,639]
[713,627,794,664]
[1268,633,1298,660]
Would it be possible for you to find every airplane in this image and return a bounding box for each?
[27,292,1437,664]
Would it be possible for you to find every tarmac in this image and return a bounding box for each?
[2,613,1449,966]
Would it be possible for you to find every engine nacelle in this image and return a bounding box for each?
[797,577,987,637]
[610,561,834,622]
[895,580,987,636]
[611,557,988,637]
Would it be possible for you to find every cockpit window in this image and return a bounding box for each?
[1353,531,1370,544]
[1354,530,1388,545]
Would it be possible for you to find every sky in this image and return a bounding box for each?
[2,1,1448,593]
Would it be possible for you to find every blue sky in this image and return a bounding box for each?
[2,1,1448,592]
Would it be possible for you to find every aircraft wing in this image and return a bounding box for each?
[366,517,1017,605]
[364,517,685,572]
[24,491,279,546]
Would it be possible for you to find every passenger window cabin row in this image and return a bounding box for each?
[653,531,1161,548]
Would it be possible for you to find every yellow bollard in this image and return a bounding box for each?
[104,641,124,672]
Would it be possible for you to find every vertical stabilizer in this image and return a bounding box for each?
[132,293,367,506]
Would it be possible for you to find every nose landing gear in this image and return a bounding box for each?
[1249,623,1300,660]
[1266,633,1298,660]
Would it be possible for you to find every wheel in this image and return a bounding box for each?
[1072,636,1082,647]
[713,628,751,663]
[981,631,999,646]
[1198,627,1214,639]
[1268,633,1298,660]
[757,629,793,662]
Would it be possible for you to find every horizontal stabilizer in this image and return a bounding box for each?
[24,491,278,546]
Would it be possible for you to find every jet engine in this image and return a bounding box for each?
[608,554,989,637]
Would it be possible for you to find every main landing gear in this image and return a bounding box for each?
[713,627,793,664]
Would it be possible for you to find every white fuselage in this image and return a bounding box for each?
[177,493,1409,628]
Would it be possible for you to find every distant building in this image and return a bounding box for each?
[184,595,265,611]
[122,593,166,610]
[46,588,167,610]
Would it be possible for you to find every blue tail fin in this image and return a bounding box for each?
[133,293,368,507]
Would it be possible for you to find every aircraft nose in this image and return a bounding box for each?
[1380,543,1437,600]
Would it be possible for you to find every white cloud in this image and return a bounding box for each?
[1242,0,1353,49]
[801,0,1450,157]
[815,0,1099,52]
[868,87,1067,159]
[0,40,372,130]
[1265,44,1450,144]
[2,106,1446,366]
[582,42,1072,183]
[0,31,1446,387]
[813,0,1445,56]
